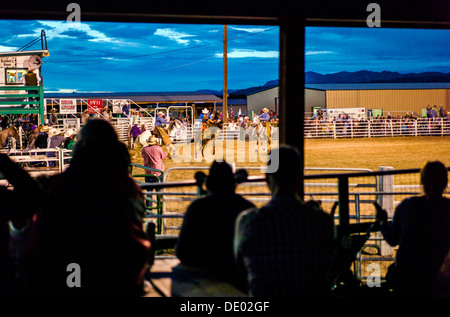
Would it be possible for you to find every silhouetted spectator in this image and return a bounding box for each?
[34,125,49,149]
[234,145,337,297]
[21,119,151,296]
[0,154,44,296]
[376,161,450,296]
[175,161,255,292]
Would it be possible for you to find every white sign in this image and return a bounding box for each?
[59,99,77,114]
[0,57,17,68]
[112,99,129,114]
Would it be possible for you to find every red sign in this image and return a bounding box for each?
[87,99,103,114]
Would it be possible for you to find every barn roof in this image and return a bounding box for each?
[44,91,223,103]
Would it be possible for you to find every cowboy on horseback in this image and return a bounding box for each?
[259,108,271,126]
[155,111,170,127]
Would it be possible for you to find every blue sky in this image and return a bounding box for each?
[1,20,449,93]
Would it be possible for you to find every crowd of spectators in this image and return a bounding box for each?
[305,107,450,137]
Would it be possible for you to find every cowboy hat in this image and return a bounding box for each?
[157,111,165,116]
[40,125,50,132]
[48,128,60,137]
[147,135,157,146]
[262,108,269,112]
[202,108,209,114]
[64,129,75,138]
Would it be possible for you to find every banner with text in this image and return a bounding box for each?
[87,99,103,114]
[59,99,77,114]
[112,99,129,114]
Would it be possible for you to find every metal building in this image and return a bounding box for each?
[247,84,326,117]
[248,83,450,118]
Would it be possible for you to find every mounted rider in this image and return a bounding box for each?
[259,108,271,126]
[155,111,170,127]
[199,108,212,123]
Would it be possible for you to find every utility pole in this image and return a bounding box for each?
[223,25,228,123]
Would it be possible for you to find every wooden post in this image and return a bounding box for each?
[279,2,305,199]
[222,25,228,124]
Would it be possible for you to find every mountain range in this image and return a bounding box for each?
[200,71,450,98]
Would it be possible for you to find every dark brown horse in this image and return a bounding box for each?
[0,126,20,149]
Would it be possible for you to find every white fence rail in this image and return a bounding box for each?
[305,118,450,138]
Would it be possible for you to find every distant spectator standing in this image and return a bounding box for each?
[130,123,142,144]
[426,105,432,118]
[122,103,130,118]
[234,145,337,297]
[439,105,446,118]
[431,106,438,120]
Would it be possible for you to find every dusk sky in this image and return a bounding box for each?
[1,19,449,93]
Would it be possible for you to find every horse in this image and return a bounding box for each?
[134,119,184,160]
[250,116,272,155]
[0,126,20,149]
[200,118,222,158]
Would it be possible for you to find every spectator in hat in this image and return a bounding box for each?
[81,110,90,125]
[63,129,76,149]
[47,128,65,167]
[175,161,255,293]
[34,125,49,149]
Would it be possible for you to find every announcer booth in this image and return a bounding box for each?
[0,49,49,125]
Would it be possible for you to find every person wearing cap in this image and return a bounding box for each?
[155,112,170,127]
[26,124,39,150]
[141,135,167,207]
[259,108,270,123]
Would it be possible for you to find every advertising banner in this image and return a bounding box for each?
[112,99,129,114]
[59,99,77,114]
[87,99,103,114]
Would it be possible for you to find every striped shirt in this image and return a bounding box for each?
[234,194,337,297]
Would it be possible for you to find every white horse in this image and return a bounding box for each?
[250,116,272,154]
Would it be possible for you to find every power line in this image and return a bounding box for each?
[45,26,278,63]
